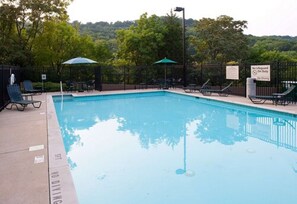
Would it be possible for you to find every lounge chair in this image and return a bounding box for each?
[65,80,76,92]
[23,80,42,94]
[6,84,42,111]
[184,79,210,93]
[200,82,233,96]
[249,85,296,105]
[85,80,95,91]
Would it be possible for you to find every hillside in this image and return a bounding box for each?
[73,20,297,47]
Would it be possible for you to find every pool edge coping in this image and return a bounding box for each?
[47,94,79,204]
[172,90,297,116]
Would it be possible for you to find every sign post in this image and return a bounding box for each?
[41,74,46,92]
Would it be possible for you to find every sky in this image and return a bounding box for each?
[67,0,297,36]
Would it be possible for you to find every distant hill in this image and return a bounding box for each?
[71,20,135,40]
[73,19,296,39]
[72,20,297,52]
[246,35,297,51]
[71,18,198,40]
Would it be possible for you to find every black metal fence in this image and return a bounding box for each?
[99,62,297,103]
[1,62,297,111]
[194,62,297,100]
[13,63,297,96]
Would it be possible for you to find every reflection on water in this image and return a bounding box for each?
[58,101,297,155]
[53,93,297,204]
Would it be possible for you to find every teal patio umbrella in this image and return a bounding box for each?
[61,57,98,93]
[62,57,98,81]
[154,57,177,88]
[62,57,97,65]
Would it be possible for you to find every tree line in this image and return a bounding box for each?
[1,0,297,76]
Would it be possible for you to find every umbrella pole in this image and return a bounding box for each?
[165,66,167,88]
[60,81,64,111]
[60,81,63,95]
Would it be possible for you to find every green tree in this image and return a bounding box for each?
[191,15,248,63]
[116,13,166,66]
[33,20,112,74]
[160,11,183,63]
[33,21,90,75]
[0,0,71,66]
[93,39,113,65]
[251,36,297,51]
[0,2,22,64]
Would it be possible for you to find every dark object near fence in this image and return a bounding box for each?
[1,65,21,111]
[23,80,42,94]
[6,84,42,111]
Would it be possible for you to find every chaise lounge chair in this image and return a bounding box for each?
[23,80,42,94]
[6,84,42,111]
[248,85,296,105]
[200,82,233,96]
[184,79,210,93]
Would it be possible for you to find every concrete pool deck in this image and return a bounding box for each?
[0,89,296,204]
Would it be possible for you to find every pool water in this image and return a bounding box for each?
[53,91,297,204]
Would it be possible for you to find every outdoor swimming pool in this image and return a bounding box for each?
[53,91,297,204]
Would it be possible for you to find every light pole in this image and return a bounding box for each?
[174,7,186,87]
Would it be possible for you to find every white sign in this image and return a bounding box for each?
[226,65,239,80]
[251,65,270,81]
[41,74,47,80]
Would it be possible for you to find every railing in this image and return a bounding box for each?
[2,61,296,110]
[98,62,297,103]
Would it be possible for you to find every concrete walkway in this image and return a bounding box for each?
[0,93,49,204]
[0,89,296,204]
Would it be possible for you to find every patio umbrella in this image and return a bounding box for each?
[61,57,98,94]
[62,57,97,65]
[62,57,98,78]
[154,57,177,88]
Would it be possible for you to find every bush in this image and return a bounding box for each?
[34,81,64,92]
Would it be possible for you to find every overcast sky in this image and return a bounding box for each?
[67,0,297,36]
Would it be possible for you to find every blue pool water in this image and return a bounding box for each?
[53,91,297,204]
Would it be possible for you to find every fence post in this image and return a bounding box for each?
[200,64,203,83]
[94,66,102,91]
[275,61,280,92]
[123,66,126,90]
[220,63,223,87]
[243,63,247,97]
[1,65,3,110]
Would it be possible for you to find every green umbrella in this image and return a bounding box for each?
[154,57,177,88]
[154,57,177,64]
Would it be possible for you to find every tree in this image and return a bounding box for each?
[33,20,113,75]
[33,21,94,75]
[116,13,166,66]
[246,35,297,62]
[0,2,21,64]
[160,11,183,63]
[191,15,248,63]
[0,0,71,66]
[93,39,113,65]
[259,50,292,62]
